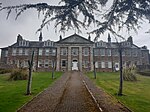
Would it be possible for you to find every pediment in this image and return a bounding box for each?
[56,34,94,44]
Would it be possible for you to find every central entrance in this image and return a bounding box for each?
[72,60,78,70]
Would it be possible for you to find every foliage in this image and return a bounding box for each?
[0,72,62,112]
[87,72,150,112]
[0,68,11,74]
[1,0,150,39]
[123,66,137,81]
[9,69,28,81]
[138,71,150,76]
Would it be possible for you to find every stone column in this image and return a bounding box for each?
[56,47,60,71]
[68,46,71,71]
[79,47,82,71]
[90,46,94,71]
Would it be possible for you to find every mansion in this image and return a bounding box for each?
[0,33,150,72]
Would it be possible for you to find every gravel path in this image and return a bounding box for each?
[18,71,131,112]
[18,72,71,112]
[53,71,100,112]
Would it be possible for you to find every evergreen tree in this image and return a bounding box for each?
[1,0,150,38]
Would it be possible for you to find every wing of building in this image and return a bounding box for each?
[0,33,149,71]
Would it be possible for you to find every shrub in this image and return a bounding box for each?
[0,69,12,74]
[9,69,28,81]
[123,66,137,81]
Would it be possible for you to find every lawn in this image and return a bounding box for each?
[87,72,150,112]
[0,72,62,112]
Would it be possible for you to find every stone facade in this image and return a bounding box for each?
[0,33,149,72]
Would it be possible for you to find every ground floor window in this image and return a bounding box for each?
[61,60,67,67]
[101,62,105,68]
[95,62,98,68]
[108,62,112,68]
[83,60,89,68]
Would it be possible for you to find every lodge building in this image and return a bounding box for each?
[0,33,149,72]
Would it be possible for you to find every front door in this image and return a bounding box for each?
[72,60,78,70]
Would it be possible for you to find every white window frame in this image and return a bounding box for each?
[101,62,105,68]
[83,48,89,56]
[39,49,43,55]
[108,62,112,68]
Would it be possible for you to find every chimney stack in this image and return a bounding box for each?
[39,32,43,41]
[108,33,111,43]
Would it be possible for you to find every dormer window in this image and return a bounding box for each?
[44,40,54,47]
[19,40,29,46]
[96,41,106,47]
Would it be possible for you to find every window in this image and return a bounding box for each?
[25,49,28,55]
[106,49,111,56]
[83,60,89,68]
[101,62,105,68]
[61,60,67,67]
[45,49,49,56]
[61,48,67,55]
[44,60,49,68]
[132,49,138,57]
[112,49,118,56]
[108,62,112,68]
[50,49,56,56]
[12,48,17,56]
[83,48,89,56]
[38,60,43,67]
[5,51,8,57]
[94,49,99,56]
[100,49,105,56]
[126,49,131,56]
[19,48,23,55]
[39,49,43,55]
[72,48,78,56]
[95,62,98,68]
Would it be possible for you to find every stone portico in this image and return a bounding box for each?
[55,34,94,71]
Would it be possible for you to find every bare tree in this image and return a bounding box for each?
[26,51,34,95]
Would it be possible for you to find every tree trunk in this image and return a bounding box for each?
[118,46,123,96]
[26,51,34,95]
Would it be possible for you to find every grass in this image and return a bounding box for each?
[0,72,62,112]
[87,72,150,112]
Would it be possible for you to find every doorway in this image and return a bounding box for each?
[72,60,78,70]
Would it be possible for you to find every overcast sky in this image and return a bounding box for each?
[0,0,150,52]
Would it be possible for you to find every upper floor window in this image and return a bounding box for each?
[19,48,23,55]
[39,49,43,55]
[125,49,131,56]
[94,49,99,56]
[19,40,29,46]
[100,49,105,56]
[5,50,8,57]
[83,48,89,56]
[25,49,29,55]
[106,49,111,56]
[44,40,54,47]
[132,49,138,57]
[12,48,17,56]
[45,49,49,56]
[50,49,56,56]
[72,48,78,56]
[61,48,67,55]
[112,49,118,56]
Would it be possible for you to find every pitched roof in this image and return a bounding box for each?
[56,34,94,44]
